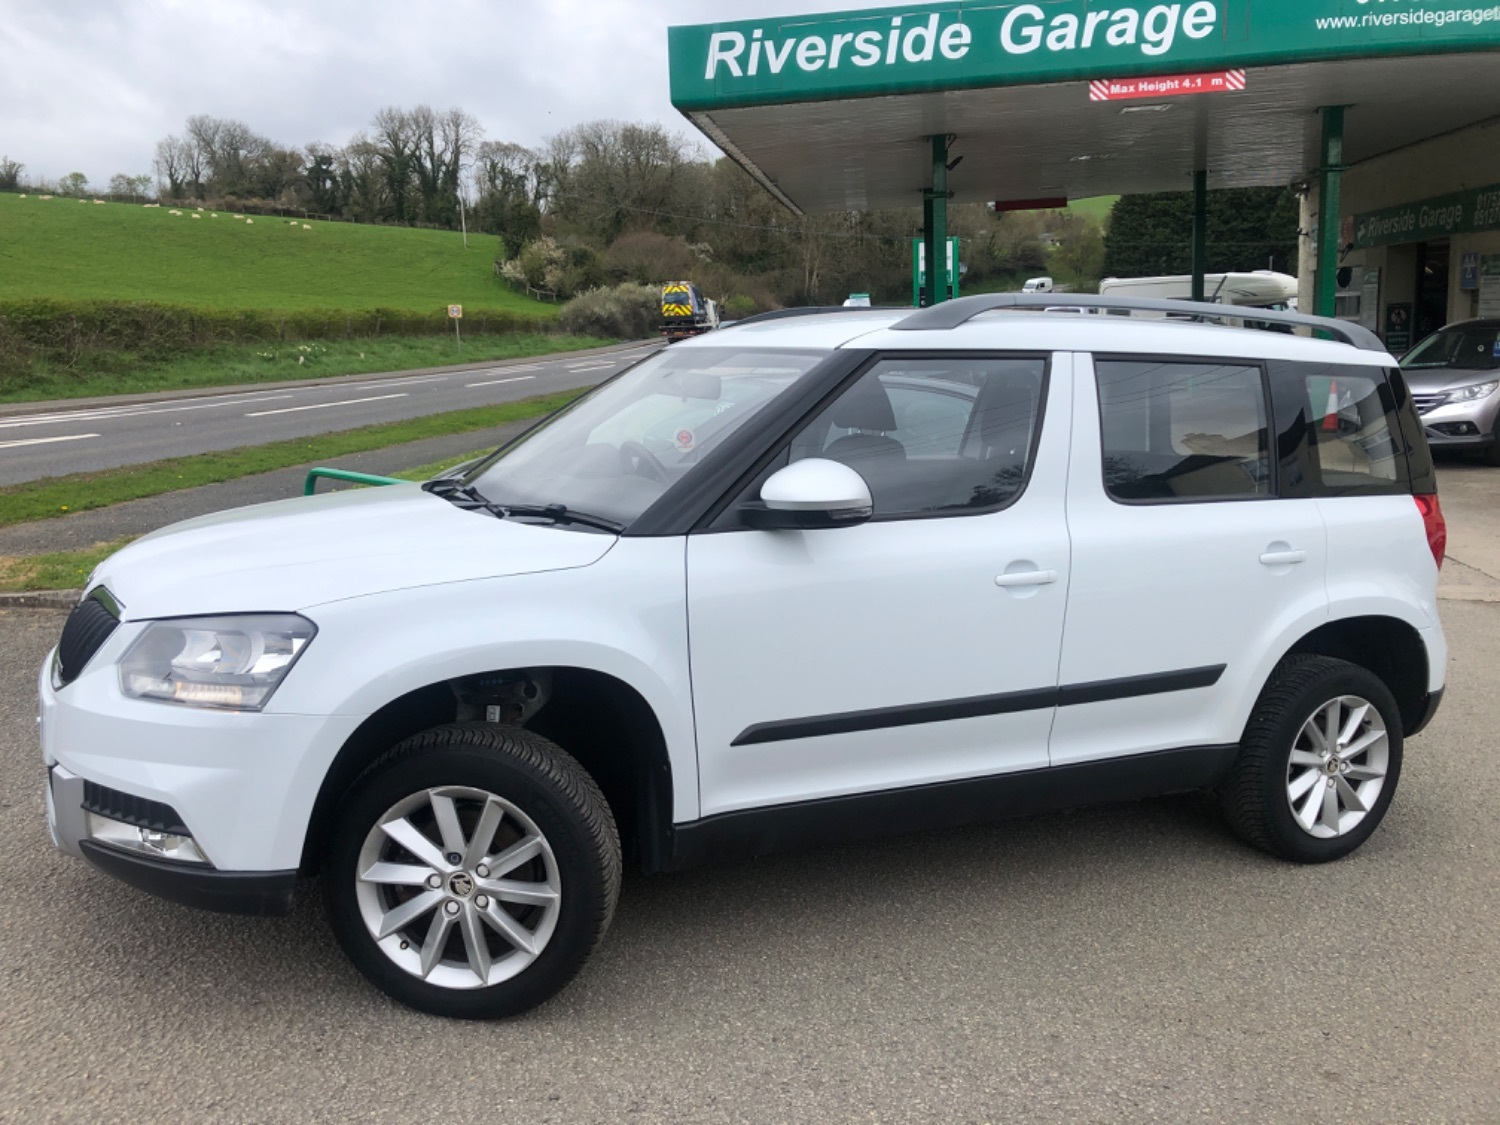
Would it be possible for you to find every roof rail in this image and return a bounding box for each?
[727,306,898,328]
[889,294,1387,352]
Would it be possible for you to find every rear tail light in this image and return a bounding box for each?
[1414,494,1446,570]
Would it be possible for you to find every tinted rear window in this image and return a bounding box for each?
[1095,358,1271,503]
[1267,361,1411,497]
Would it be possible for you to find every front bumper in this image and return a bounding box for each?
[40,633,365,889]
[46,765,297,914]
[1417,395,1500,451]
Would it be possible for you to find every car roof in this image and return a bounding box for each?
[1428,318,1500,332]
[674,310,909,350]
[705,310,1395,368]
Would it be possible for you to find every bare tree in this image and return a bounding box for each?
[186,114,267,196]
[341,133,387,224]
[153,135,189,199]
[0,156,22,191]
[371,107,418,223]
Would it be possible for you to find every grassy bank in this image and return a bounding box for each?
[0,191,543,313]
[0,538,136,593]
[0,390,581,529]
[1,333,613,403]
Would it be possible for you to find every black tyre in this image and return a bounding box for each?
[1219,655,1403,863]
[324,723,620,1019]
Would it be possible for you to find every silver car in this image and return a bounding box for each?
[1401,319,1500,465]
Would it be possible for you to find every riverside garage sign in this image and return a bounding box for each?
[670,0,1500,110]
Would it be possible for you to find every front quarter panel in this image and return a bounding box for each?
[269,536,699,822]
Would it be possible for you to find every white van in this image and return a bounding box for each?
[1022,277,1054,294]
[1099,271,1298,310]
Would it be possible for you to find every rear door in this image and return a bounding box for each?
[1049,352,1330,766]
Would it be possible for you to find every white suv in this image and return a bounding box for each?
[40,296,1448,1019]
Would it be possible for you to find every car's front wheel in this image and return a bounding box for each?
[324,723,620,1018]
[1220,655,1403,863]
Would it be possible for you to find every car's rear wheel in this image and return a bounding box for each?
[1219,655,1403,863]
[324,723,620,1018]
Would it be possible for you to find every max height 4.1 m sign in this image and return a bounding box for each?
[1088,68,1245,100]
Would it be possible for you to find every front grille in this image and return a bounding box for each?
[81,780,190,837]
[1412,392,1448,414]
[55,593,120,686]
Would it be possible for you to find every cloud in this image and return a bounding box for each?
[0,0,900,184]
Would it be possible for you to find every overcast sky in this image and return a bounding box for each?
[0,0,904,186]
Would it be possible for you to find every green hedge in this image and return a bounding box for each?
[0,298,558,375]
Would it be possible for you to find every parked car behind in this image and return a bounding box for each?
[1400,319,1500,464]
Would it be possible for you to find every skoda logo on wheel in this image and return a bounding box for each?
[447,872,474,898]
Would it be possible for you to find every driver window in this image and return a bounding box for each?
[789,357,1047,519]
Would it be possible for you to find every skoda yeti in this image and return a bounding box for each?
[40,296,1447,1019]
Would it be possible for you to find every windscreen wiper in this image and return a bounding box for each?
[423,481,622,533]
[496,504,624,533]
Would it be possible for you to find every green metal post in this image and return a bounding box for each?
[924,135,950,306]
[919,197,934,306]
[1191,170,1208,303]
[1316,106,1346,319]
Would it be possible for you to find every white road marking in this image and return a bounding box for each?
[246,393,408,418]
[465,375,537,389]
[567,363,618,372]
[491,364,542,373]
[0,392,299,430]
[349,374,453,390]
[0,433,99,450]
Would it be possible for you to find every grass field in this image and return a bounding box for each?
[1067,195,1119,223]
[0,191,547,314]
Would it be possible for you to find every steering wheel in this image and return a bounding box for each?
[619,440,670,484]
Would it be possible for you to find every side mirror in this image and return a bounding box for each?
[741,459,873,530]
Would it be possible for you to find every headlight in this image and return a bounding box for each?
[119,614,316,711]
[1450,380,1499,403]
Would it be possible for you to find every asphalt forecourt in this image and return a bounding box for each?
[0,342,657,487]
[0,597,1496,1119]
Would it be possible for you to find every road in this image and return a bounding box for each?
[0,344,659,486]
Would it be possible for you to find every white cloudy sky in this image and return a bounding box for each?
[0,0,905,185]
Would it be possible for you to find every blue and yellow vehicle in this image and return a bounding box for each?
[660,282,720,342]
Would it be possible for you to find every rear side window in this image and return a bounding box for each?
[1300,367,1402,491]
[1095,358,1271,502]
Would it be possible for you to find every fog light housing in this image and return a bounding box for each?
[86,813,210,865]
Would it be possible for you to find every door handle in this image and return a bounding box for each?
[1259,550,1307,566]
[995,569,1058,588]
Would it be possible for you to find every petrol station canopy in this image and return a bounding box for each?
[668,1,1500,215]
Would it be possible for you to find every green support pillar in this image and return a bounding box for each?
[1315,106,1346,319]
[924,135,950,306]
[1190,170,1208,303]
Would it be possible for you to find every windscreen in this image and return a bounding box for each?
[464,347,829,526]
[1402,325,1500,371]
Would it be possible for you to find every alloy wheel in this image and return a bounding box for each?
[353,786,562,990]
[1284,695,1390,839]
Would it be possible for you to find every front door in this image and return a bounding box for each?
[688,353,1073,817]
